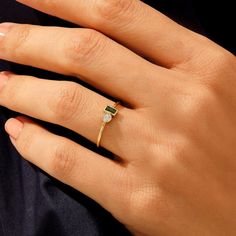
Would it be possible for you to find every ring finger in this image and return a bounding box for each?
[0,73,136,157]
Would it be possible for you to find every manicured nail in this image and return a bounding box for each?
[5,118,24,140]
[0,71,12,76]
[0,23,14,41]
[0,72,9,91]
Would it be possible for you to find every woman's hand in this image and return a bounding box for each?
[1,0,236,235]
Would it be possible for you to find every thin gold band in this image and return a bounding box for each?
[97,102,120,148]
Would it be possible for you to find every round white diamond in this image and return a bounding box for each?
[103,113,112,123]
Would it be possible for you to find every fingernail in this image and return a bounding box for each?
[0,72,9,91]
[0,23,14,41]
[0,71,12,76]
[5,118,24,140]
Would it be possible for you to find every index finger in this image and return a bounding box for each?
[16,0,204,68]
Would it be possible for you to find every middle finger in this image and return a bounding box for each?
[0,23,168,107]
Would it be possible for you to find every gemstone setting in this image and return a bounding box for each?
[104,105,118,116]
[103,113,112,123]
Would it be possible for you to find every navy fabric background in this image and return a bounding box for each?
[0,0,234,235]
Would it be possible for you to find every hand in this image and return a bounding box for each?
[1,0,236,235]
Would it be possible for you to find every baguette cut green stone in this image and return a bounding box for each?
[104,105,118,116]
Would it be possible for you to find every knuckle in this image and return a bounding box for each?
[49,82,84,122]
[209,49,234,72]
[194,47,236,98]
[176,85,217,130]
[196,38,235,75]
[205,50,236,89]
[50,142,77,178]
[96,0,136,23]
[8,76,29,102]
[8,24,31,55]
[183,86,215,119]
[65,29,105,65]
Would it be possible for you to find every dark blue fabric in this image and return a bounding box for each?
[0,0,234,235]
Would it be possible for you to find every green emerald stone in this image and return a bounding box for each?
[104,105,118,116]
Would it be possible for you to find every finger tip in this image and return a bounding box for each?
[5,117,24,140]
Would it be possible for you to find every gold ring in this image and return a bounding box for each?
[97,102,120,148]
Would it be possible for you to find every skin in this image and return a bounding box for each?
[0,0,236,235]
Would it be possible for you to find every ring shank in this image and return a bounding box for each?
[97,122,106,147]
[96,102,120,148]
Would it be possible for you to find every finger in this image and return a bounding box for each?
[4,116,125,210]
[0,73,136,157]
[0,23,165,107]
[16,0,203,67]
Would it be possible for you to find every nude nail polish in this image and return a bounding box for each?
[0,72,9,91]
[5,118,24,140]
